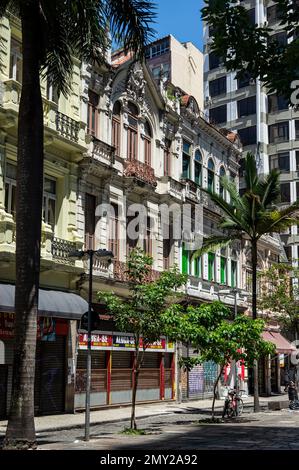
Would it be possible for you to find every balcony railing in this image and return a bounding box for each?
[51,237,77,265]
[114,260,160,283]
[91,137,115,165]
[124,160,157,187]
[56,111,79,142]
[180,178,201,202]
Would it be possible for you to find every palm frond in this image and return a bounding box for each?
[220,174,246,211]
[256,169,281,208]
[244,152,258,191]
[107,0,157,57]
[256,201,299,235]
[191,234,241,259]
[0,0,13,17]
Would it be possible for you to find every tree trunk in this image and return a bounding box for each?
[4,3,44,449]
[131,366,139,430]
[212,364,225,421]
[251,239,260,412]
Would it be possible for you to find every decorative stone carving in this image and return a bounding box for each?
[127,62,146,104]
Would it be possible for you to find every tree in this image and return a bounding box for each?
[192,153,299,411]
[258,263,299,339]
[202,0,299,102]
[1,0,156,449]
[98,248,187,430]
[163,301,275,421]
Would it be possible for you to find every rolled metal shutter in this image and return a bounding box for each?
[75,350,106,393]
[4,339,14,416]
[111,351,132,392]
[35,336,66,415]
[139,353,160,390]
[164,353,173,391]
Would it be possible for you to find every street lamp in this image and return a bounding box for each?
[69,248,114,441]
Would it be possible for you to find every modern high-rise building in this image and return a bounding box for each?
[203,0,299,267]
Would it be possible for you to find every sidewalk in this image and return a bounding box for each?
[0,393,288,434]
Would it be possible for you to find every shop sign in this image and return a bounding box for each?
[166,341,175,352]
[0,312,15,338]
[37,317,56,341]
[113,335,135,349]
[140,338,166,350]
[78,333,113,349]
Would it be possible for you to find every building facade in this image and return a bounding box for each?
[203,0,299,268]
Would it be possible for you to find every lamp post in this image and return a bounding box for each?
[69,248,113,441]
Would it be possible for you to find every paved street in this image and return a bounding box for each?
[35,404,299,450]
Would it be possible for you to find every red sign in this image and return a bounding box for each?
[139,337,166,350]
[78,333,113,349]
[0,312,15,338]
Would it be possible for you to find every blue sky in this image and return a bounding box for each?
[152,1,204,51]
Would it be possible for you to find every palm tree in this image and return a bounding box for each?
[1,0,156,449]
[193,152,299,412]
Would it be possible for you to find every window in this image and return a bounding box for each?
[237,96,256,118]
[269,122,289,143]
[4,162,16,217]
[126,213,139,255]
[209,77,226,97]
[194,150,202,186]
[163,222,173,270]
[231,260,237,288]
[145,38,170,58]
[269,152,290,173]
[43,177,56,228]
[295,121,299,139]
[182,140,191,179]
[87,90,99,137]
[194,256,202,278]
[144,216,153,256]
[296,182,299,200]
[237,72,251,89]
[208,159,215,192]
[238,126,257,146]
[85,193,96,249]
[268,94,288,112]
[151,63,170,80]
[112,101,121,156]
[220,256,227,284]
[144,121,152,167]
[270,32,288,47]
[127,102,138,161]
[246,270,252,293]
[9,38,22,83]
[209,52,221,70]
[267,5,283,25]
[46,80,59,104]
[219,166,226,199]
[296,151,299,171]
[208,252,215,281]
[280,183,291,203]
[164,139,171,177]
[182,242,191,275]
[109,203,119,260]
[284,245,292,263]
[247,8,256,25]
[209,105,227,124]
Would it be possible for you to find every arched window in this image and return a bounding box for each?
[144,121,152,166]
[194,150,202,186]
[219,166,226,199]
[127,102,138,161]
[87,90,99,137]
[112,101,121,156]
[207,158,215,192]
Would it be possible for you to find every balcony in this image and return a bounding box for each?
[56,111,79,142]
[124,160,157,188]
[51,237,77,265]
[85,256,113,279]
[114,260,160,283]
[180,178,201,202]
[157,176,185,202]
[201,192,222,215]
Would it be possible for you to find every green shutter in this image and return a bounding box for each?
[194,256,201,277]
[220,257,226,284]
[182,243,189,274]
[208,252,215,281]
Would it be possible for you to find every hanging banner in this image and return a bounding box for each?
[78,332,168,352]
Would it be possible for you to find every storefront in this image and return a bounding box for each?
[0,284,88,417]
[75,332,175,409]
[248,330,297,396]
